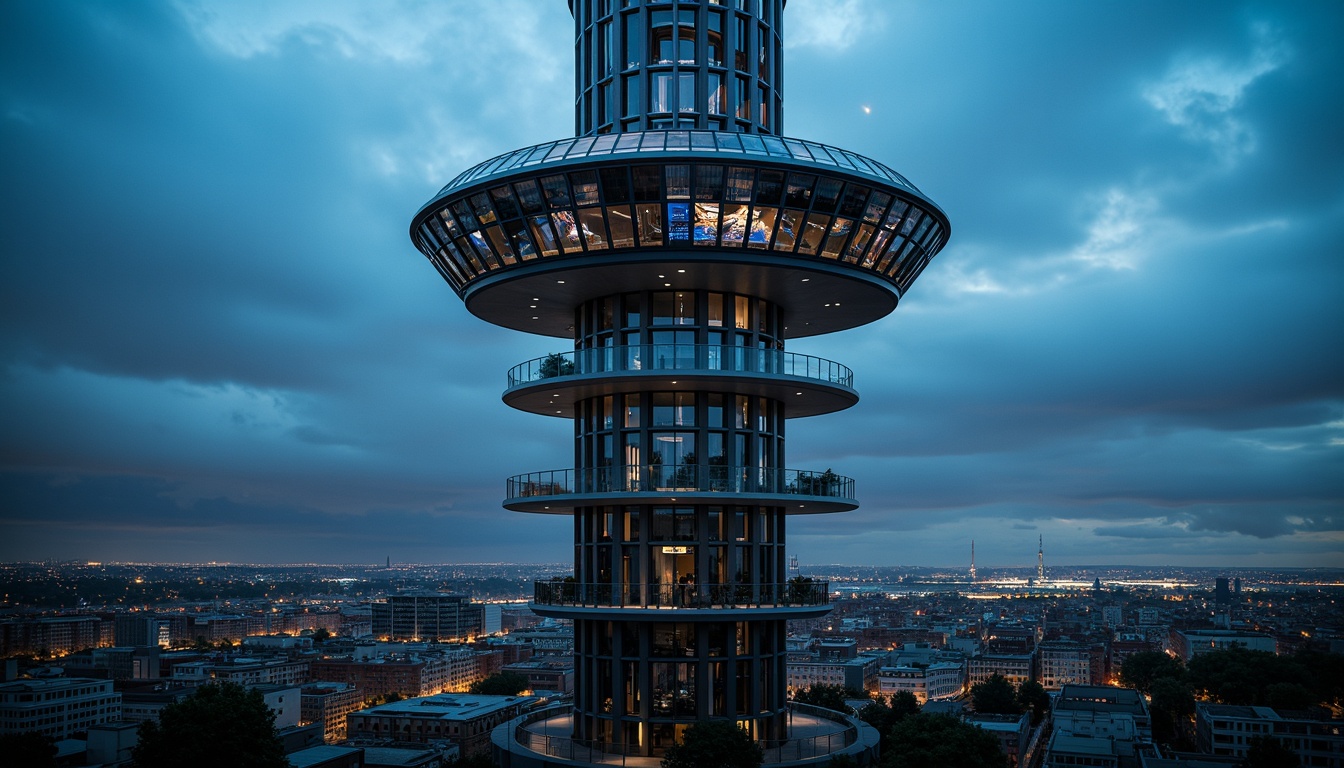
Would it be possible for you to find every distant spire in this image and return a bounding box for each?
[1037,535,1044,582]
[969,540,977,582]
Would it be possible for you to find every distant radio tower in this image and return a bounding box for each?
[1037,535,1045,582]
[969,540,977,582]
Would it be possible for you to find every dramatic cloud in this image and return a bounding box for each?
[2,1,1341,567]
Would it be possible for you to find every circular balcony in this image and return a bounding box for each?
[504,344,856,418]
[504,466,856,514]
[530,579,831,620]
[495,703,880,767]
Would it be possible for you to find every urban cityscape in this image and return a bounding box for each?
[3,1,1342,768]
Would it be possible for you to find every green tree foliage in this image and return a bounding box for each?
[1016,680,1051,725]
[1187,646,1316,707]
[883,713,1008,768]
[826,755,859,768]
[470,671,530,696]
[0,731,58,768]
[310,627,331,644]
[858,692,920,753]
[132,682,287,768]
[970,674,1022,715]
[661,720,763,768]
[1149,676,1196,747]
[793,684,866,713]
[1119,651,1185,695]
[538,353,575,379]
[1240,736,1302,768]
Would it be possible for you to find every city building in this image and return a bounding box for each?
[0,678,122,739]
[310,650,481,700]
[965,712,1031,767]
[302,682,365,743]
[346,693,537,757]
[788,654,879,695]
[0,615,108,657]
[1037,640,1106,690]
[876,661,964,704]
[502,659,576,695]
[1166,629,1276,662]
[371,593,483,643]
[1195,703,1344,765]
[407,0,948,763]
[1054,685,1151,741]
[968,652,1035,687]
[171,656,310,687]
[114,613,169,648]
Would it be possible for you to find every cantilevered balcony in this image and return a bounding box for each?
[503,344,857,418]
[533,578,829,613]
[504,465,856,513]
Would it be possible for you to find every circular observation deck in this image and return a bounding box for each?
[504,466,856,514]
[409,130,950,338]
[505,344,856,418]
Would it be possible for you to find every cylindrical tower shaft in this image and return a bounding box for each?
[573,0,784,136]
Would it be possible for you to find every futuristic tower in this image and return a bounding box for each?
[409,1,949,761]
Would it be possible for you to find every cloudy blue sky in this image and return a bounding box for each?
[2,1,1341,568]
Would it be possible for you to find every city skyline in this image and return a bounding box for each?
[2,1,1342,568]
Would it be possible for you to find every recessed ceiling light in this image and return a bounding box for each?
[664,283,671,287]
[557,280,565,284]
[658,274,665,278]
[796,392,802,395]
[677,269,685,273]
[532,316,539,320]
[530,305,537,308]
[532,297,540,301]
[801,278,810,282]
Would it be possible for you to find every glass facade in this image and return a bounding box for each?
[574,0,784,136]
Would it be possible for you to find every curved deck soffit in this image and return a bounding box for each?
[409,130,950,338]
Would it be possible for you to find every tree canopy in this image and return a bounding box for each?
[883,713,1008,768]
[0,732,58,768]
[1016,680,1050,725]
[970,675,1022,716]
[661,720,763,768]
[793,684,867,713]
[131,682,287,768]
[469,671,530,696]
[1119,651,1185,695]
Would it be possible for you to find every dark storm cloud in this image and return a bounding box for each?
[1,0,1340,565]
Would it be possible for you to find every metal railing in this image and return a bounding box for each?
[533,579,831,610]
[507,344,853,389]
[507,466,854,501]
[509,703,859,765]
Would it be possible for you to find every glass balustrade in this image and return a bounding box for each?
[507,466,854,500]
[508,344,853,388]
[533,578,830,609]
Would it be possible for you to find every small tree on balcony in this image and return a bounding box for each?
[538,352,574,379]
[661,720,762,768]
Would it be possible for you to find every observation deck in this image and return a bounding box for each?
[504,466,855,514]
[409,130,950,338]
[505,344,856,418]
